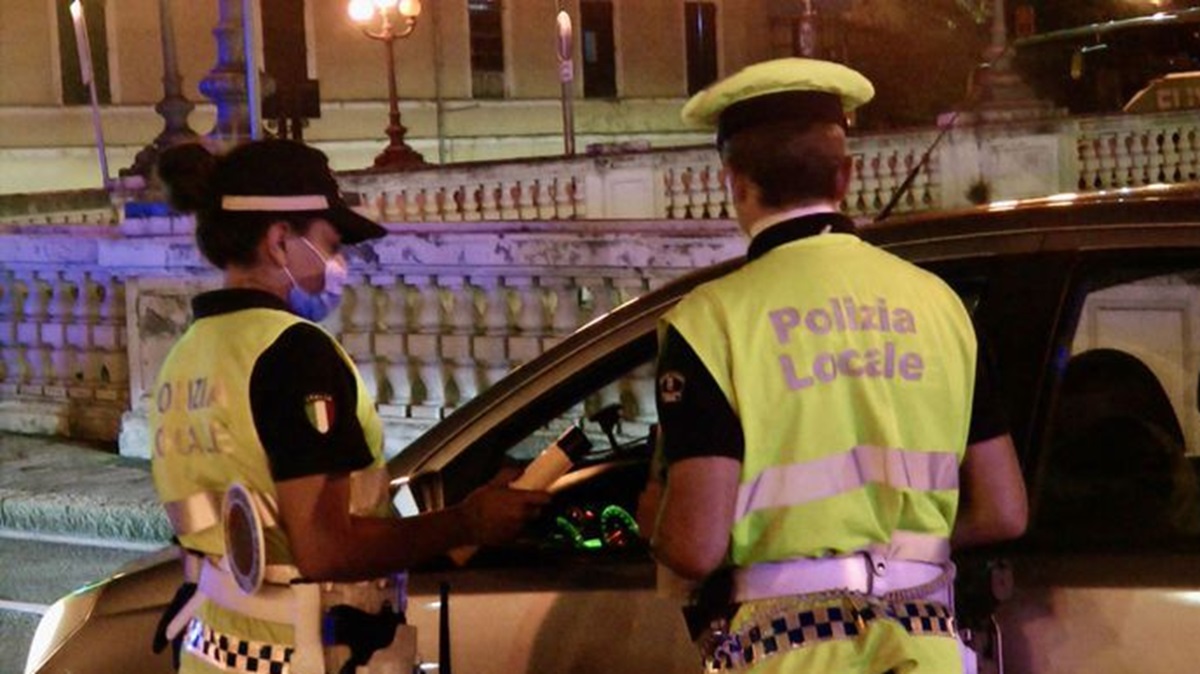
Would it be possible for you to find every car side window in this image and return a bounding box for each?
[1035,266,1200,548]
[470,360,659,561]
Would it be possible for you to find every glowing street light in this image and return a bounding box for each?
[348,0,427,170]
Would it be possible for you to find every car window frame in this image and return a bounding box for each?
[1020,247,1200,556]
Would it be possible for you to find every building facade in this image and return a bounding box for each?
[0,0,815,192]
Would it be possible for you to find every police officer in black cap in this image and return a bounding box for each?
[149,139,550,674]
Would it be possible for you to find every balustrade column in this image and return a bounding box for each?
[552,176,579,219]
[1163,129,1183,183]
[664,168,685,219]
[480,183,503,220]
[702,166,727,219]
[543,277,581,335]
[513,281,549,336]
[535,180,556,220]
[575,276,613,326]
[405,275,446,414]
[516,181,538,220]
[502,277,544,371]
[40,271,79,393]
[441,276,478,407]
[474,276,512,392]
[0,271,25,393]
[499,181,520,220]
[1147,130,1166,184]
[375,277,410,408]
[72,274,101,394]
[340,282,381,402]
[1099,133,1119,189]
[1078,137,1098,190]
[21,273,51,388]
[96,274,129,396]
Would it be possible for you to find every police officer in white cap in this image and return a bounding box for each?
[644,58,1028,674]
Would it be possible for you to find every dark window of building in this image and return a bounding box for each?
[684,2,717,95]
[57,0,111,105]
[581,1,616,98]
[469,0,505,98]
[261,0,320,139]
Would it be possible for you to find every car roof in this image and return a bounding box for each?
[866,183,1200,258]
[390,183,1200,484]
[1013,7,1200,49]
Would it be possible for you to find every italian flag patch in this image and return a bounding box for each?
[304,394,336,434]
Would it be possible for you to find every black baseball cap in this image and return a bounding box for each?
[213,140,387,244]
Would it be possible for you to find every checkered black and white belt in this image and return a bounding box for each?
[706,594,957,672]
[183,617,294,674]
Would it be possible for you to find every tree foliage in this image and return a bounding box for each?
[823,0,1191,128]
[836,0,990,129]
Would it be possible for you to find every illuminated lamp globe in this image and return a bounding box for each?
[348,0,375,23]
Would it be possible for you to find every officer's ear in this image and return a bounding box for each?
[261,221,292,268]
[833,155,854,204]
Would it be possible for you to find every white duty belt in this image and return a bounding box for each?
[731,535,956,605]
[732,555,954,604]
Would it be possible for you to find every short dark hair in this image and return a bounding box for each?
[720,120,847,208]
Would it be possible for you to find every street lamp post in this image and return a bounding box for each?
[349,0,428,170]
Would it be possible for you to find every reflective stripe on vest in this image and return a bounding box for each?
[736,445,960,519]
[163,490,277,535]
[164,465,392,538]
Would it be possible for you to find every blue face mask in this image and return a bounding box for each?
[284,238,348,322]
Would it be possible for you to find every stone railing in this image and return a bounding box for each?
[1076,110,1200,191]
[4,109,1199,229]
[0,218,743,458]
[3,108,1200,455]
[0,225,131,439]
[339,135,943,224]
[336,110,1200,222]
[0,190,117,225]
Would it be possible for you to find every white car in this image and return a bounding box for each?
[27,185,1200,674]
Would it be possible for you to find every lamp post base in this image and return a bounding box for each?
[373,142,428,171]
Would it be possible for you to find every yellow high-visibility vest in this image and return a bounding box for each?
[151,305,388,655]
[663,233,976,568]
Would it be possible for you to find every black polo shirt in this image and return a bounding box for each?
[655,214,1010,466]
[192,289,374,481]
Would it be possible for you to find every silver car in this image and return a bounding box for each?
[26,185,1200,674]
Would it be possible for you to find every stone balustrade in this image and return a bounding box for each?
[0,190,117,226]
[4,107,1200,456]
[339,135,943,224]
[0,219,743,458]
[0,226,131,439]
[3,109,1198,230]
[1076,110,1200,191]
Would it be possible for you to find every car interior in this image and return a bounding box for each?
[1035,266,1200,549]
[1039,348,1200,544]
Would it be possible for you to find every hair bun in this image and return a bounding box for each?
[156,142,217,213]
